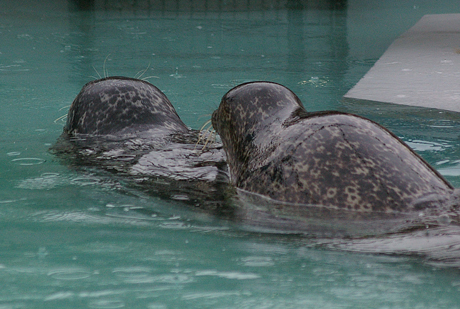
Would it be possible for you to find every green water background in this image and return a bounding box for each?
[2,0,460,308]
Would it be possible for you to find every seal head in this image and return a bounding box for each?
[65,76,189,136]
[211,81,305,182]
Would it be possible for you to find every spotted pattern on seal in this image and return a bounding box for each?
[212,82,454,213]
[55,76,228,187]
[65,76,189,136]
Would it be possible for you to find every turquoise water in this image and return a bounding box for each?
[2,0,460,308]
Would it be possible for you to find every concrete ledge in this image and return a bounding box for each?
[344,14,460,113]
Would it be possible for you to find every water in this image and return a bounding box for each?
[2,0,460,307]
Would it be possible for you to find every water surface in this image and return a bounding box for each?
[2,0,460,308]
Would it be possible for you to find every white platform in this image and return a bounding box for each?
[344,14,460,113]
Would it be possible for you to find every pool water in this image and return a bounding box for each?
[2,0,460,308]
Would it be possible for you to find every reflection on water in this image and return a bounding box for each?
[321,225,460,268]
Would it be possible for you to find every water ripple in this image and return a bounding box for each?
[44,291,75,301]
[88,299,125,309]
[11,157,45,166]
[239,256,275,267]
[112,267,152,284]
[182,291,243,300]
[195,270,260,280]
[16,173,61,190]
[48,269,92,280]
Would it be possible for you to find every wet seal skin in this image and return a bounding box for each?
[211,81,458,217]
[52,77,231,213]
[53,77,460,236]
[64,76,190,136]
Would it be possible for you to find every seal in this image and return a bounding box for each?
[52,77,230,209]
[53,77,458,235]
[64,76,190,136]
[212,81,456,214]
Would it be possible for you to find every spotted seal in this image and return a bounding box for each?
[64,76,189,137]
[52,77,230,208]
[211,81,457,215]
[54,78,458,235]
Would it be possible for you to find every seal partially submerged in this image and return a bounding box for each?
[65,76,189,136]
[54,77,458,235]
[212,82,457,216]
[53,77,230,208]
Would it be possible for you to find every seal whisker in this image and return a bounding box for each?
[103,54,111,78]
[195,119,215,151]
[92,65,102,79]
[199,119,213,134]
[141,75,160,81]
[58,105,71,111]
[54,114,67,124]
[195,120,210,149]
[135,62,151,80]
[202,128,216,150]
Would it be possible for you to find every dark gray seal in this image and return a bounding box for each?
[64,76,189,136]
[53,78,458,235]
[52,77,230,209]
[212,81,457,215]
